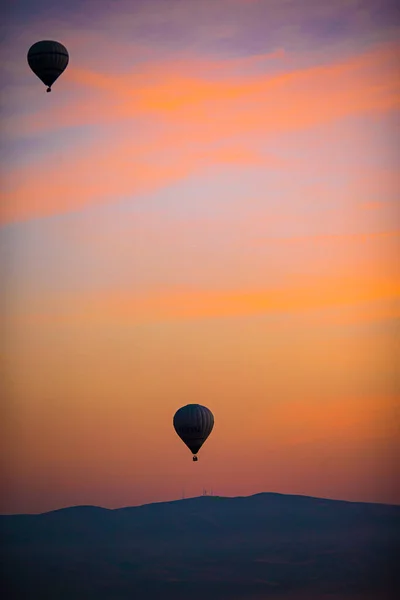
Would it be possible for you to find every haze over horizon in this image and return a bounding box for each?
[1,0,399,515]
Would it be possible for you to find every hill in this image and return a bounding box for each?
[1,492,399,599]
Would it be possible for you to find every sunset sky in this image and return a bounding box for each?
[1,0,399,514]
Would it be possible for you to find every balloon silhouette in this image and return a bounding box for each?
[173,404,214,461]
[27,40,69,92]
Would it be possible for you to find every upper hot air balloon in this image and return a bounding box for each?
[173,404,214,462]
[27,40,69,92]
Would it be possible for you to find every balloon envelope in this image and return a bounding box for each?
[173,404,214,456]
[27,40,69,91]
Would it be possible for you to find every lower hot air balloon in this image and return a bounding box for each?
[173,404,214,462]
[27,40,69,92]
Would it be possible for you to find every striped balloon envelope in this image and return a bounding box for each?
[173,404,214,461]
[27,40,69,92]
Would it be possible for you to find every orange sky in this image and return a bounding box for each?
[1,0,399,513]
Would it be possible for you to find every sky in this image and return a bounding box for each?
[0,0,399,514]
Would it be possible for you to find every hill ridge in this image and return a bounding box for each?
[3,491,399,518]
[2,490,398,599]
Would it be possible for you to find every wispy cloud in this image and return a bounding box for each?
[5,272,398,327]
[1,40,398,223]
[255,230,400,246]
[5,39,399,137]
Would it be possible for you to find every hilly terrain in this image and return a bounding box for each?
[1,492,399,599]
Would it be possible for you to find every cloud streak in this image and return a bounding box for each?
[5,272,399,326]
[1,40,399,223]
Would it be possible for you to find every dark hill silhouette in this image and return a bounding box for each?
[1,492,399,599]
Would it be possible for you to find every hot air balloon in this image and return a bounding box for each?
[173,404,214,462]
[27,40,69,92]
